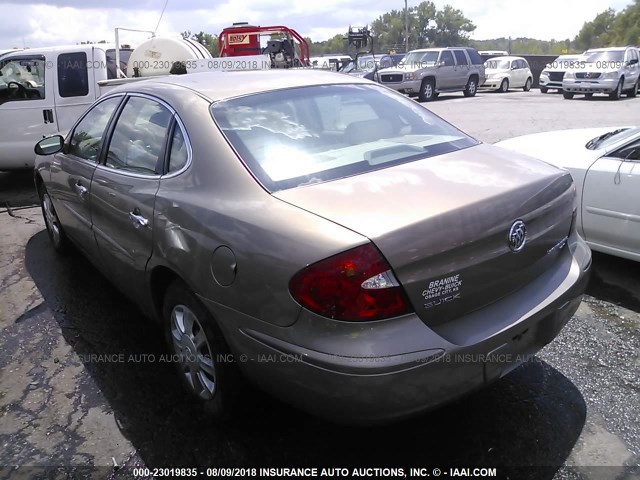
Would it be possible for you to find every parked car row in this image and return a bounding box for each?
[541,46,640,101]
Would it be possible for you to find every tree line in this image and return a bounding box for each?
[180,0,639,58]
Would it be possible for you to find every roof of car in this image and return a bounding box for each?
[486,56,526,61]
[106,69,372,102]
[585,47,627,52]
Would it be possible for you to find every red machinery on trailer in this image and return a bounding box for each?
[218,22,311,68]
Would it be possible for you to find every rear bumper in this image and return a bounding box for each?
[201,235,591,423]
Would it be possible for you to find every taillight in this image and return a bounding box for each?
[289,243,412,322]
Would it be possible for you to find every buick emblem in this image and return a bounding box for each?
[508,220,527,252]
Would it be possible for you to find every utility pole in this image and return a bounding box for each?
[404,0,409,52]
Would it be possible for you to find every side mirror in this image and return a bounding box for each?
[35,135,64,156]
[435,60,444,68]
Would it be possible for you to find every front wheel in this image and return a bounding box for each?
[627,80,638,97]
[40,186,69,253]
[609,79,623,100]
[463,77,478,97]
[563,92,574,99]
[523,78,532,91]
[499,78,509,93]
[163,280,242,419]
[418,78,436,102]
[540,86,548,93]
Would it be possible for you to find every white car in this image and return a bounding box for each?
[480,56,533,92]
[496,127,640,262]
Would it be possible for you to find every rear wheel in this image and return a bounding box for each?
[609,79,623,100]
[563,92,574,99]
[40,185,69,254]
[540,86,548,93]
[499,78,509,93]
[523,78,532,91]
[463,76,478,97]
[163,280,242,420]
[418,78,436,102]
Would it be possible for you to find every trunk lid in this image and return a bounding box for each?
[274,143,575,330]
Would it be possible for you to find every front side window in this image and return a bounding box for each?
[68,96,122,161]
[0,56,46,104]
[58,52,89,98]
[439,51,455,67]
[105,96,172,174]
[211,84,476,192]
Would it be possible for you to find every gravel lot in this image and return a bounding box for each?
[0,88,638,480]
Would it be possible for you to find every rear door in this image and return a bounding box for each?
[582,141,640,258]
[48,95,124,257]
[0,54,56,169]
[90,94,173,299]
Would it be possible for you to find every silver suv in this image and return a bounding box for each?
[562,46,640,100]
[378,47,486,102]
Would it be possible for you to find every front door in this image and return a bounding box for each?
[90,95,173,300]
[0,54,57,169]
[48,95,124,257]
[436,50,458,90]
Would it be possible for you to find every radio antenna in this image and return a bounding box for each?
[154,0,169,35]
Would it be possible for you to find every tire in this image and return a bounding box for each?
[39,185,69,254]
[163,279,242,420]
[523,78,532,91]
[609,79,623,100]
[463,76,478,97]
[585,93,594,99]
[499,78,509,93]
[626,80,638,98]
[540,86,548,93]
[418,78,436,102]
[563,92,574,99]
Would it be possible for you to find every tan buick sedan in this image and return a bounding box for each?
[33,70,591,423]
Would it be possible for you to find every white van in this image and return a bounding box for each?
[0,44,132,169]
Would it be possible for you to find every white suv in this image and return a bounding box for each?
[562,46,640,100]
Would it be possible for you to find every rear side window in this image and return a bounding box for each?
[211,84,476,192]
[58,52,89,98]
[453,50,468,66]
[68,96,122,161]
[465,48,483,65]
[105,96,172,174]
[168,124,189,173]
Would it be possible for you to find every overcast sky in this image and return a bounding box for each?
[0,0,631,49]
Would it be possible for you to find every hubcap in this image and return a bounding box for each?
[424,83,432,98]
[469,81,476,94]
[42,193,60,244]
[501,80,507,92]
[170,304,216,400]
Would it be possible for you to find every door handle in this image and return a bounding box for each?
[129,210,149,229]
[43,109,54,124]
[74,182,88,198]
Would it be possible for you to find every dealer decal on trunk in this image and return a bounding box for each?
[422,274,463,309]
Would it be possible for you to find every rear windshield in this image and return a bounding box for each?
[210,84,476,192]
